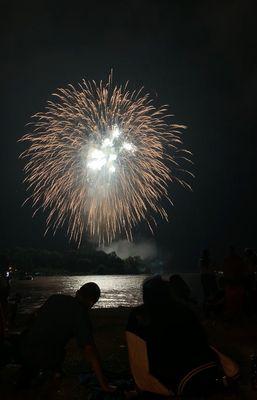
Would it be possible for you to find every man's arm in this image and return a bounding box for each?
[84,342,115,392]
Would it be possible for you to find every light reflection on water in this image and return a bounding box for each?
[12,274,202,314]
[12,275,149,314]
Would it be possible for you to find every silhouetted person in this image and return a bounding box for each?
[0,302,5,340]
[199,249,212,273]
[19,282,114,392]
[9,293,22,326]
[0,302,6,368]
[0,274,10,321]
[243,248,257,314]
[222,246,245,318]
[169,274,192,303]
[199,249,218,308]
[126,276,238,397]
[223,246,244,282]
[244,248,257,288]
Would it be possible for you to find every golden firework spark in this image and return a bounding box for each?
[19,74,192,245]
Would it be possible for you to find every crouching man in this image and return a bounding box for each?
[19,282,114,392]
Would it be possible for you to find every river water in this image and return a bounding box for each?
[11,274,203,314]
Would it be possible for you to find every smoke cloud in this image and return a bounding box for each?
[100,239,157,260]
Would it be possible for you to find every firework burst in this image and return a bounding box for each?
[19,74,192,245]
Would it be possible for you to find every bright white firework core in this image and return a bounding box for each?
[122,142,133,151]
[87,125,135,175]
[87,149,107,171]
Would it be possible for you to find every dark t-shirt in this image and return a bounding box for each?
[127,303,218,387]
[20,294,93,369]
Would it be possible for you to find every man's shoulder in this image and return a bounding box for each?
[39,294,88,323]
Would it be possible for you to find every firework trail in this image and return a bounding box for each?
[19,74,192,245]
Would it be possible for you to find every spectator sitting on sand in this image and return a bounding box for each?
[19,282,115,392]
[126,276,239,397]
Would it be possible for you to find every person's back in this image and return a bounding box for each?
[21,294,92,370]
[19,283,115,393]
[127,301,216,390]
[126,276,239,396]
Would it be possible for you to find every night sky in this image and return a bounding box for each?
[1,0,257,270]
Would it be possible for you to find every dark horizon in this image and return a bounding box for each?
[1,0,257,271]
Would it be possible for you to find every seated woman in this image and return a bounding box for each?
[169,274,192,303]
[126,276,239,397]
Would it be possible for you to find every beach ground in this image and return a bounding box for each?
[1,308,257,399]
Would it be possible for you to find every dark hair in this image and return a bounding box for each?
[169,274,191,301]
[143,276,171,309]
[77,282,101,303]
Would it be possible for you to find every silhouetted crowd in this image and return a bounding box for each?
[199,246,257,320]
[1,246,257,398]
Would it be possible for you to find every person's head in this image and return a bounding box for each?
[75,282,101,308]
[169,274,191,299]
[142,276,171,309]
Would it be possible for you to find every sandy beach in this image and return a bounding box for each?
[1,306,257,399]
